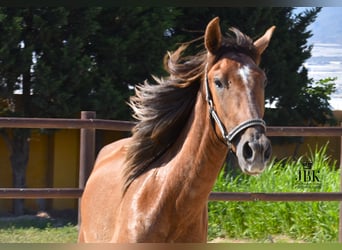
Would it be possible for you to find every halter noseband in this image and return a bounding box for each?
[204,64,266,148]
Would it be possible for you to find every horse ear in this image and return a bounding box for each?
[253,26,276,55]
[205,17,222,55]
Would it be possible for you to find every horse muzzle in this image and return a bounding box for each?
[235,126,272,175]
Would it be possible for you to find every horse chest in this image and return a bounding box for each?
[116,174,207,242]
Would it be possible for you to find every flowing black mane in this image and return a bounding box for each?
[123,27,258,192]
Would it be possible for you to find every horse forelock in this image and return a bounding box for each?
[218,27,258,64]
[123,26,258,193]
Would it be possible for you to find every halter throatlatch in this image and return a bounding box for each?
[204,64,266,148]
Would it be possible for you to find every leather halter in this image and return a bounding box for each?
[204,64,266,148]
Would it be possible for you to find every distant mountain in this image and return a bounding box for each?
[308,7,342,44]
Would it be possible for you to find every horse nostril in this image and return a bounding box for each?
[243,142,253,160]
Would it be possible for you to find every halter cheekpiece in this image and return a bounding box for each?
[204,64,266,148]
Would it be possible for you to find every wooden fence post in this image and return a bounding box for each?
[78,111,96,227]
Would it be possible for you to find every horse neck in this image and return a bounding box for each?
[168,83,229,204]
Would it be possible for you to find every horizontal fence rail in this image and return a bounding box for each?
[1,189,342,202]
[266,126,342,137]
[2,117,342,136]
[0,117,136,131]
[0,188,83,199]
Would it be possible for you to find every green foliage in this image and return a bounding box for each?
[0,7,180,119]
[88,7,179,119]
[208,144,340,242]
[298,77,337,125]
[31,8,101,118]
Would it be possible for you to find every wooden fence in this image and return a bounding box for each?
[0,111,342,242]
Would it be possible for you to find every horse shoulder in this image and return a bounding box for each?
[79,137,130,242]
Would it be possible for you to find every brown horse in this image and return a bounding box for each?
[79,17,275,243]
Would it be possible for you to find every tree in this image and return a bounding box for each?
[30,8,101,118]
[0,7,33,215]
[0,7,180,215]
[0,7,101,215]
[88,7,179,119]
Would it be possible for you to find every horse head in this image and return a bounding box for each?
[204,17,275,175]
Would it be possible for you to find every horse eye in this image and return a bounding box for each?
[214,79,223,89]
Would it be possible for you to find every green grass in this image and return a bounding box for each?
[208,143,341,242]
[0,215,78,243]
[0,225,77,243]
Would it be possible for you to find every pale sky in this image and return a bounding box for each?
[298,7,342,110]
